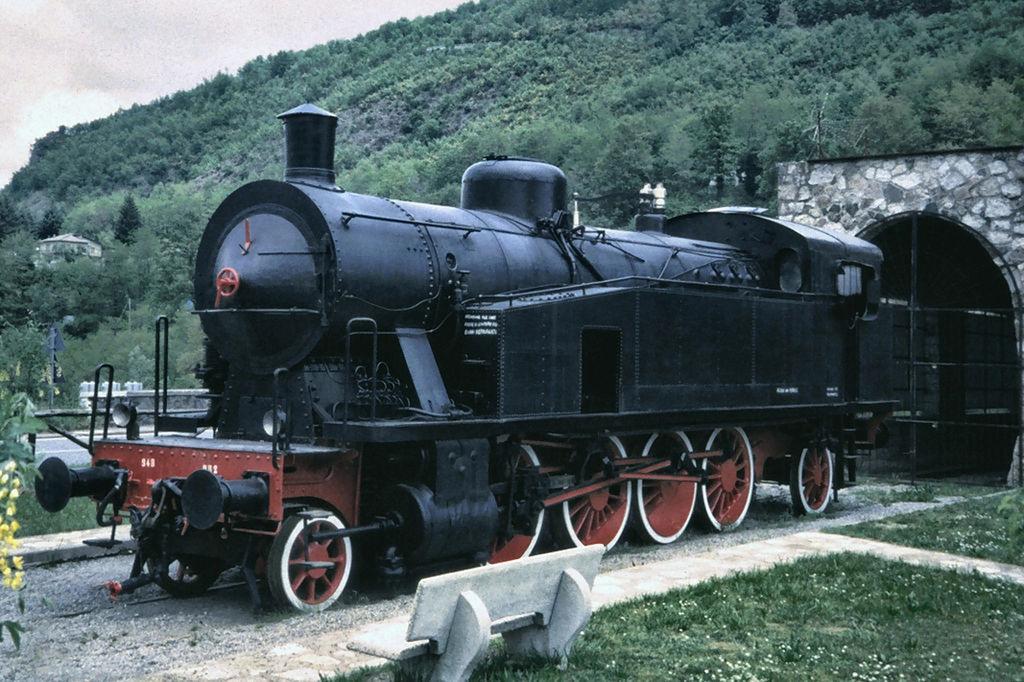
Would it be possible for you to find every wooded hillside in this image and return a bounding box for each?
[1,0,1021,397]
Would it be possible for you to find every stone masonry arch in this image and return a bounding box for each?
[776,146,1024,484]
[859,209,1024,315]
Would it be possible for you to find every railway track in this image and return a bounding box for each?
[54,579,249,619]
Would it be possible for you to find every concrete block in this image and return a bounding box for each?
[406,545,603,651]
[351,545,605,681]
[348,619,427,661]
[502,567,592,660]
[403,591,492,682]
[17,527,136,566]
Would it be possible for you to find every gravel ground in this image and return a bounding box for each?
[0,481,989,681]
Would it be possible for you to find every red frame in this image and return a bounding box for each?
[93,440,361,525]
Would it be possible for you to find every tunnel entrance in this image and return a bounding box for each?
[866,213,1021,480]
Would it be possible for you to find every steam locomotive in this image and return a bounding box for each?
[35,103,893,612]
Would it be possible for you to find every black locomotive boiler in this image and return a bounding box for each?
[35,103,893,612]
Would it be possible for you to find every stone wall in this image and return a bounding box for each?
[89,389,209,425]
[777,146,1024,252]
[776,146,1024,485]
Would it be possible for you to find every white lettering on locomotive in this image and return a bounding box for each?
[464,313,498,336]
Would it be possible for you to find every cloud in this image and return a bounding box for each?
[0,0,467,189]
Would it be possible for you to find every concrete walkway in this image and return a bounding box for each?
[160,531,1024,681]
[18,526,136,566]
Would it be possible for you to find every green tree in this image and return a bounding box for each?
[148,235,194,313]
[584,120,656,226]
[0,196,28,239]
[980,79,1024,145]
[694,101,739,200]
[0,325,47,400]
[126,344,153,385]
[776,0,798,27]
[967,39,1024,87]
[114,195,142,244]
[931,83,990,147]
[36,207,62,240]
[854,95,929,154]
[0,234,37,327]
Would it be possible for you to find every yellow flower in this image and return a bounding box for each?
[3,460,15,472]
[0,562,9,576]
[5,504,14,517]
[1,576,10,589]
[10,477,20,490]
[8,489,18,501]
[12,556,23,570]
[10,573,23,590]
[10,520,19,533]
[0,473,8,485]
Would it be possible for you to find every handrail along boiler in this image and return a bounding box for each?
[35,103,894,611]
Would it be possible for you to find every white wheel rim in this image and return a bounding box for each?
[635,431,698,544]
[701,427,755,531]
[274,514,352,612]
[489,444,545,563]
[560,435,633,549]
[797,447,834,514]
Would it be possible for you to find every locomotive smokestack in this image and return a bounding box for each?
[277,103,338,185]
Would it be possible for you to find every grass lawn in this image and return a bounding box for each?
[845,478,1000,506]
[335,553,1024,681]
[16,486,96,537]
[831,491,1023,566]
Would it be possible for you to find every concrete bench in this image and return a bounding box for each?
[349,545,605,682]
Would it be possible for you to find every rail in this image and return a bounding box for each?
[88,363,114,452]
[466,274,831,308]
[343,317,380,423]
[39,407,215,419]
[342,211,484,237]
[153,316,169,436]
[191,307,321,315]
[271,368,289,468]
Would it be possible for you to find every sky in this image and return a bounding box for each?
[0,0,467,189]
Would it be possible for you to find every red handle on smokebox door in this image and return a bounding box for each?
[214,267,240,307]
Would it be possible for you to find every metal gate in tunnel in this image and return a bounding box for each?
[866,212,1023,483]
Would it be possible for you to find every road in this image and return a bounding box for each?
[32,434,92,467]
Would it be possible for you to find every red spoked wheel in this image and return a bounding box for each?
[700,427,755,532]
[489,444,545,564]
[553,436,632,550]
[790,446,834,515]
[267,512,352,612]
[633,431,698,544]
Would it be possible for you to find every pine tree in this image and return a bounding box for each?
[114,195,142,244]
[36,207,63,239]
